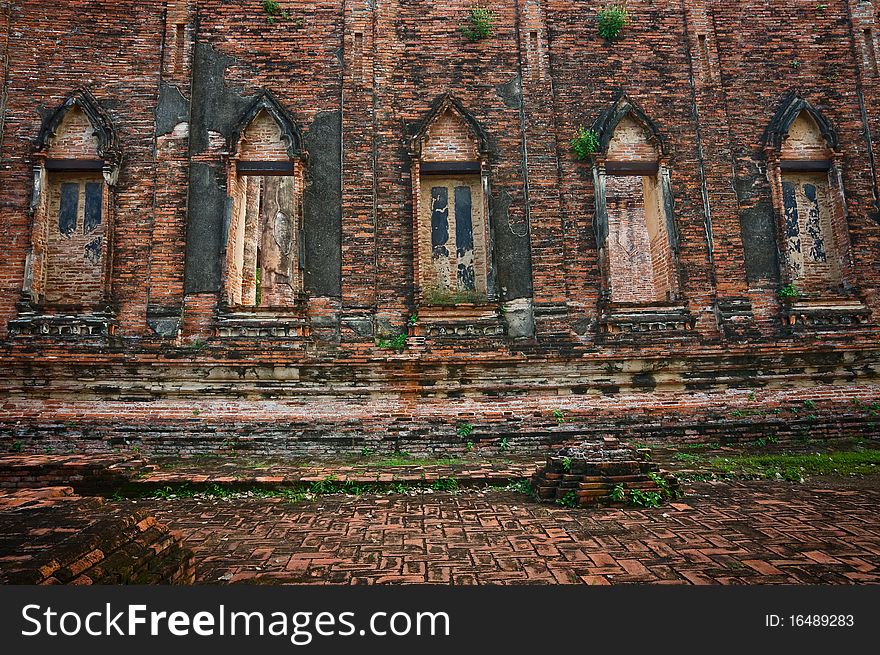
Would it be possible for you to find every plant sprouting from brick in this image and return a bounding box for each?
[499,437,511,452]
[629,489,663,508]
[570,126,600,160]
[647,472,678,499]
[508,479,534,496]
[561,456,572,472]
[309,475,339,495]
[431,477,459,492]
[610,483,626,502]
[461,7,494,42]
[556,491,579,508]
[779,283,799,299]
[377,333,408,351]
[552,409,566,424]
[262,0,290,24]
[408,314,419,327]
[456,422,475,439]
[597,4,629,41]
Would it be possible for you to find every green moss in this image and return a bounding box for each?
[423,285,487,305]
[703,450,880,481]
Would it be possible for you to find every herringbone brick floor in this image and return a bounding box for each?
[136,479,880,585]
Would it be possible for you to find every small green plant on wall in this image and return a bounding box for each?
[377,333,408,351]
[597,3,629,41]
[461,7,495,42]
[262,0,289,24]
[570,126,600,160]
[779,283,800,299]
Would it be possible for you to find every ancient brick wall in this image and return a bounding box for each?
[0,0,164,334]
[0,1,878,453]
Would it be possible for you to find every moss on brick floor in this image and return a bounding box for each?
[672,449,880,482]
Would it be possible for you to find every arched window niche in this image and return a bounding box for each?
[11,90,120,339]
[588,96,693,337]
[407,94,503,339]
[217,91,310,339]
[763,94,867,330]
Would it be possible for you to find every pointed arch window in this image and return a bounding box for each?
[223,92,305,311]
[763,96,853,297]
[22,91,120,314]
[409,95,494,306]
[590,98,680,307]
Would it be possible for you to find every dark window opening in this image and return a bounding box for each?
[430,186,450,260]
[59,183,79,236]
[454,185,475,290]
[83,182,103,233]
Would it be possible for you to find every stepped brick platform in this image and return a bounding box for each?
[532,438,679,507]
[0,453,537,496]
[0,486,195,584]
[139,458,538,492]
[3,385,879,460]
[0,454,147,495]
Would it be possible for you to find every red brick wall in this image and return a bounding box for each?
[606,175,657,303]
[0,0,164,335]
[0,1,877,450]
[606,115,658,163]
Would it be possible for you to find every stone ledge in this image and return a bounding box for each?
[0,454,149,495]
[215,308,311,339]
[599,304,697,337]
[782,298,871,330]
[8,311,117,338]
[413,304,505,339]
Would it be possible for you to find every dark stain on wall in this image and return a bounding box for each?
[184,162,227,293]
[183,42,255,294]
[496,75,521,110]
[302,110,342,297]
[155,82,189,137]
[490,188,533,300]
[188,42,253,155]
[739,200,780,283]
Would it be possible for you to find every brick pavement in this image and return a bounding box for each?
[137,479,880,585]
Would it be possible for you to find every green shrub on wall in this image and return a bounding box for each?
[461,7,495,42]
[597,4,629,41]
[262,0,289,24]
[570,126,600,160]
